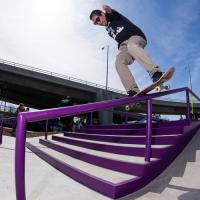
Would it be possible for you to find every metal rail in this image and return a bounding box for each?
[14,84,200,200]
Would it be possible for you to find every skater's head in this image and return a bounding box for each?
[89,10,107,26]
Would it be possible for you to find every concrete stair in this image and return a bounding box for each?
[26,120,200,199]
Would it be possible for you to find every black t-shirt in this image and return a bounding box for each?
[105,10,147,47]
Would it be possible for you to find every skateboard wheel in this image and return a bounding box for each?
[164,84,170,90]
[155,86,161,92]
[125,105,131,111]
[125,103,141,111]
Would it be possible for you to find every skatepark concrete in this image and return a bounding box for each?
[0,129,200,200]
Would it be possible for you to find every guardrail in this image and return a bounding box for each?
[0,58,126,94]
[14,87,200,200]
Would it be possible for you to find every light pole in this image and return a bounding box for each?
[188,66,193,91]
[102,45,109,91]
[186,65,194,115]
[185,65,193,90]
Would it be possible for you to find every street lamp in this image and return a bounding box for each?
[185,65,193,90]
[188,66,193,91]
[102,45,109,90]
[185,65,194,115]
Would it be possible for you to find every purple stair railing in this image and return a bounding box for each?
[15,87,200,200]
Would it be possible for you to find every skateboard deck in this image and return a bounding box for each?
[136,67,175,95]
[125,67,175,111]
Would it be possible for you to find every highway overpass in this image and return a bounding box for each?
[0,59,125,109]
[0,59,199,116]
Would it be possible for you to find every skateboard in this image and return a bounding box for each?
[125,67,175,111]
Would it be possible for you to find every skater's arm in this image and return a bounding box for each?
[102,5,121,20]
[102,5,112,14]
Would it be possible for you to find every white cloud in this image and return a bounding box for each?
[0,0,199,97]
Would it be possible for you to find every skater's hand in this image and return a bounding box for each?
[102,5,112,13]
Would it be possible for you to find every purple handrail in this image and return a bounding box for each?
[45,120,48,139]
[145,98,152,161]
[15,87,200,200]
[186,89,191,120]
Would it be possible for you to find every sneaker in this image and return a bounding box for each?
[127,90,138,96]
[152,71,164,82]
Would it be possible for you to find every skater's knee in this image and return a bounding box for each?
[115,54,133,69]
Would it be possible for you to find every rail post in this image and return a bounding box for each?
[45,119,48,139]
[145,97,152,162]
[15,114,27,200]
[186,89,191,120]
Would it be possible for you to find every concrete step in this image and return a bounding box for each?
[119,127,200,200]
[76,126,184,136]
[131,187,189,200]
[28,141,137,183]
[57,135,172,148]
[40,138,161,176]
[42,138,159,164]
[63,132,181,145]
[26,141,143,199]
[170,162,200,188]
[52,135,171,158]
[195,150,200,162]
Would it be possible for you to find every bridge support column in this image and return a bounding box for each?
[99,110,113,125]
[95,90,115,125]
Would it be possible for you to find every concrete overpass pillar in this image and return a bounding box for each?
[95,90,114,125]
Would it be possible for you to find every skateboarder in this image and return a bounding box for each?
[90,5,164,96]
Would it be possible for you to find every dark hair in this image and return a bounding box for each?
[89,9,102,20]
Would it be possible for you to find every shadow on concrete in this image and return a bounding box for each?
[168,184,200,200]
[119,129,200,200]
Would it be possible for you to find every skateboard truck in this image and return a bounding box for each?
[124,67,175,112]
[125,102,142,111]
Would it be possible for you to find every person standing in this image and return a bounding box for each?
[12,103,26,135]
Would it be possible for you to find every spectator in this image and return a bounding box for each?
[16,103,26,115]
[12,103,26,135]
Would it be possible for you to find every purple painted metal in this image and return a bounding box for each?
[145,98,152,161]
[51,135,168,158]
[147,87,187,98]
[189,89,200,102]
[63,132,179,145]
[38,139,147,176]
[75,126,184,135]
[186,89,191,120]
[15,114,26,200]
[14,87,200,200]
[45,119,48,139]
[26,122,200,199]
[90,112,93,125]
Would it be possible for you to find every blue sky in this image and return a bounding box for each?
[0,0,200,101]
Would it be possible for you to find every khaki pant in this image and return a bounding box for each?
[115,36,160,93]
